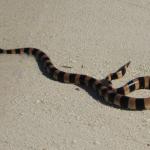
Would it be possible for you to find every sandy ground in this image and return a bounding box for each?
[0,0,150,150]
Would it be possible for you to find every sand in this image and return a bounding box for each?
[0,0,150,149]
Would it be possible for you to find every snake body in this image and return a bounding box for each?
[0,48,150,110]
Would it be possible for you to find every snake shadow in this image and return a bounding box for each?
[36,57,128,111]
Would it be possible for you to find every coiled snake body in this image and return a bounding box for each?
[0,48,150,110]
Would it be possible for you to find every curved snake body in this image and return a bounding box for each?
[0,48,150,110]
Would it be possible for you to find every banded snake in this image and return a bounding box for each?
[0,48,150,110]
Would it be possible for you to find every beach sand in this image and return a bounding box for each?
[0,0,150,149]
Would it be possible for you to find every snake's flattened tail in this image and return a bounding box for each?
[105,61,131,81]
[116,61,131,73]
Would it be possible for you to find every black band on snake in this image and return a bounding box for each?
[0,48,150,110]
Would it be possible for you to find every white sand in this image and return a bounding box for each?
[0,0,150,149]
